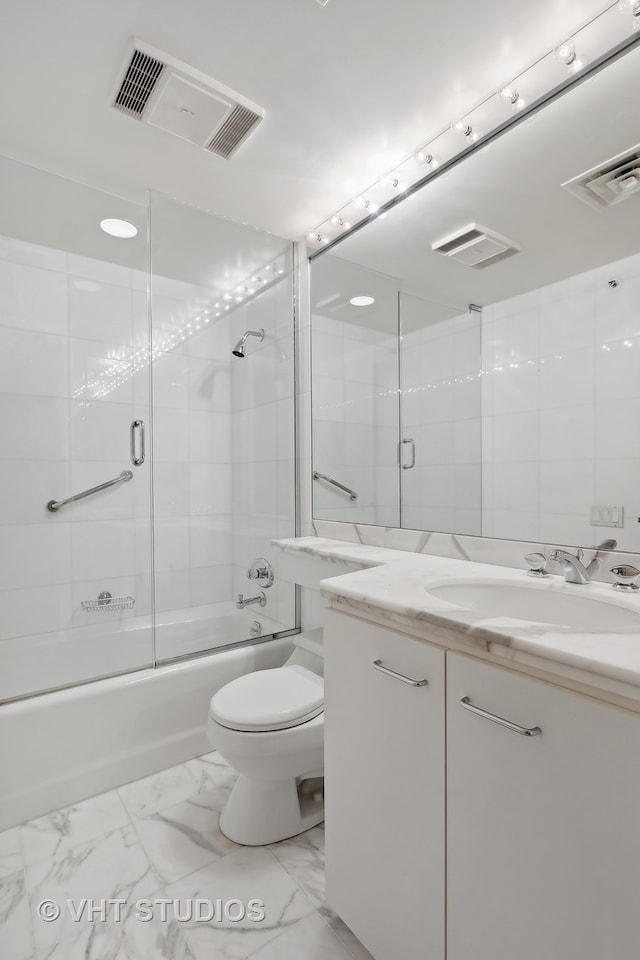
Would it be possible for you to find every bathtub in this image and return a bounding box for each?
[0,610,294,829]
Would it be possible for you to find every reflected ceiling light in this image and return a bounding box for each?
[414,150,440,168]
[99,218,138,239]
[451,118,482,143]
[349,296,375,307]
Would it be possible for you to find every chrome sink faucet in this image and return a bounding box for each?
[549,548,591,584]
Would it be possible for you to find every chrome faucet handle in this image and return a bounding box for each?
[524,552,548,577]
[610,565,640,591]
[246,557,274,588]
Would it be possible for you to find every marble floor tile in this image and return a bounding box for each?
[318,906,375,960]
[0,827,24,881]
[117,763,201,821]
[267,824,325,908]
[34,884,195,960]
[0,869,34,960]
[27,825,156,957]
[165,846,315,960]
[21,790,130,866]
[247,912,356,960]
[133,788,238,884]
[185,751,237,799]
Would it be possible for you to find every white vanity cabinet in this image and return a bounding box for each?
[324,608,446,960]
[446,651,640,960]
[324,608,640,960]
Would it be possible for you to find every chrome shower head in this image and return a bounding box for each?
[232,328,264,358]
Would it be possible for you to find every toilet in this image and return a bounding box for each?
[207,628,325,845]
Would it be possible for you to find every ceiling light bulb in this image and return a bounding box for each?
[554,38,587,73]
[498,84,519,104]
[619,0,640,16]
[349,296,375,307]
[331,215,352,229]
[99,218,138,239]
[452,118,473,138]
[308,231,327,244]
[415,150,439,169]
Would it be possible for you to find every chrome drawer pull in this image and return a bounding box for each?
[373,659,428,687]
[460,697,541,736]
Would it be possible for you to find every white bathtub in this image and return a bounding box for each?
[0,628,294,830]
[1,601,284,703]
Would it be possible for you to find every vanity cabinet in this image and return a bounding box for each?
[324,609,640,960]
[324,608,446,960]
[447,651,640,960]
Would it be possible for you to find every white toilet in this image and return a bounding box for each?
[207,628,325,845]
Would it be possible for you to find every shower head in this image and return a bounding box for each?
[232,328,265,358]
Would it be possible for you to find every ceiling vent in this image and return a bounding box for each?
[562,145,640,211]
[111,40,263,159]
[431,223,520,269]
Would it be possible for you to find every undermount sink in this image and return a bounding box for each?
[427,580,640,633]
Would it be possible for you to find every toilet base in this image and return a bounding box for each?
[219,773,324,845]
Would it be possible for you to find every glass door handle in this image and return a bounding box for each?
[130,419,145,466]
[399,438,415,469]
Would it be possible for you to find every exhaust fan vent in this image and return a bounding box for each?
[113,49,166,119]
[431,223,520,269]
[111,40,263,158]
[205,104,262,159]
[562,145,640,210]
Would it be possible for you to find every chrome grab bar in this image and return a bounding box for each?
[130,419,145,466]
[399,437,416,469]
[313,471,357,501]
[47,470,133,513]
[373,659,428,687]
[460,697,542,737]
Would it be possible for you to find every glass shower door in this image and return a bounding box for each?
[0,156,154,701]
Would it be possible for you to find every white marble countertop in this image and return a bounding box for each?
[274,537,640,697]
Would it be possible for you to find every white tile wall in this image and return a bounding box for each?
[482,250,640,551]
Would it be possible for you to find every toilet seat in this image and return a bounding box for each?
[210,664,324,732]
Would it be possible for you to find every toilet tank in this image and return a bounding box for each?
[287,628,324,676]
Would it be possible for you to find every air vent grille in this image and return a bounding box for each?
[113,49,166,119]
[432,223,520,269]
[563,145,640,210]
[205,104,262,159]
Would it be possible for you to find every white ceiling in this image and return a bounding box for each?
[318,42,640,308]
[0,0,612,241]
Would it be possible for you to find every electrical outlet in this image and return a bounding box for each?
[590,504,624,528]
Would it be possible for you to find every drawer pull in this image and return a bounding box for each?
[460,697,541,737]
[373,659,428,687]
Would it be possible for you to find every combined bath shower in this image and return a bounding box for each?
[232,328,264,357]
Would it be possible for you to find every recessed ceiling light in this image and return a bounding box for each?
[99,218,138,239]
[350,296,375,307]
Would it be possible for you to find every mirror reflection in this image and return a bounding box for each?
[311,42,640,551]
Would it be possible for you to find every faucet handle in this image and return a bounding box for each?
[525,552,548,577]
[610,565,640,591]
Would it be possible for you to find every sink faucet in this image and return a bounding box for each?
[549,549,591,584]
[236,591,266,609]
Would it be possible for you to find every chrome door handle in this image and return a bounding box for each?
[460,697,541,737]
[373,659,428,687]
[130,419,145,466]
[399,438,416,470]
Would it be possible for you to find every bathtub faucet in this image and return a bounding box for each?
[236,592,267,609]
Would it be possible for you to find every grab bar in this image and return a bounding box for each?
[47,470,133,513]
[313,471,357,501]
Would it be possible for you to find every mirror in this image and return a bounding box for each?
[311,42,640,552]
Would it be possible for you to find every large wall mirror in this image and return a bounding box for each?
[311,41,640,552]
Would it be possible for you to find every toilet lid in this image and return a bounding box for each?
[210,665,324,732]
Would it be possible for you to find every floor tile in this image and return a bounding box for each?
[166,846,315,960]
[267,824,325,908]
[33,884,195,960]
[0,869,34,960]
[133,788,238,884]
[318,907,375,960]
[0,827,24,881]
[21,790,130,866]
[247,911,356,959]
[185,751,237,799]
[27,825,156,957]
[117,763,201,820]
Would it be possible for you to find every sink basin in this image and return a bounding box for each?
[427,580,640,633]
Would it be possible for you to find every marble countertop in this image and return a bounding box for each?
[274,537,640,696]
